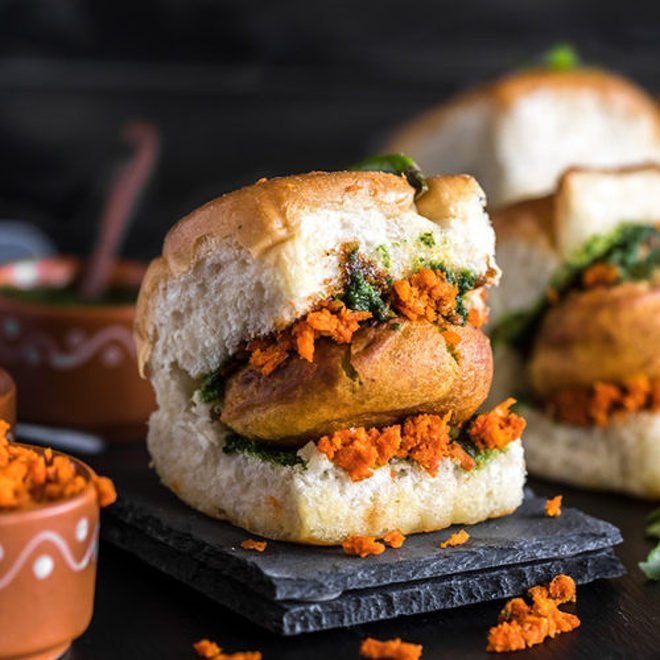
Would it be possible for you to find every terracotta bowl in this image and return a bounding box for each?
[0,446,100,660]
[0,368,16,433]
[0,257,155,441]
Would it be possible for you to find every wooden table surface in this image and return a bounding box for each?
[67,443,659,660]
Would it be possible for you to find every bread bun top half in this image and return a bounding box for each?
[136,171,497,379]
[489,164,660,324]
[386,68,660,207]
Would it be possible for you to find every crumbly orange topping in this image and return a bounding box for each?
[581,262,620,288]
[392,268,459,324]
[486,575,580,653]
[545,495,563,518]
[240,539,267,552]
[359,637,423,659]
[248,301,372,375]
[546,374,660,427]
[194,640,222,658]
[440,529,470,548]
[318,401,523,482]
[317,413,474,482]
[342,535,386,558]
[468,398,526,451]
[193,639,262,660]
[382,529,406,549]
[0,420,116,511]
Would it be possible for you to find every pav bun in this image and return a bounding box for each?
[386,68,660,208]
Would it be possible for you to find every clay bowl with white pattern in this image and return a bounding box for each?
[0,446,100,660]
[0,257,155,441]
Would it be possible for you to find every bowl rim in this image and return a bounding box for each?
[0,442,99,523]
[0,256,145,318]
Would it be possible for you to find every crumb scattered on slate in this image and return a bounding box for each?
[545,495,563,518]
[240,539,267,552]
[342,535,386,557]
[440,529,470,548]
[383,529,406,548]
[360,637,423,659]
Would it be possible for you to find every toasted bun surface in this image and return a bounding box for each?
[386,69,660,207]
[221,319,492,445]
[522,405,660,499]
[136,172,496,379]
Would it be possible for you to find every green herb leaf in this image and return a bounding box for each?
[347,153,428,198]
[342,249,393,322]
[647,508,660,539]
[198,370,225,404]
[418,232,436,248]
[639,542,660,580]
[543,44,580,71]
[223,434,305,468]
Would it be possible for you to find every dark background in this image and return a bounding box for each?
[0,0,658,261]
[1,3,659,658]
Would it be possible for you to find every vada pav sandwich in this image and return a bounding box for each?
[386,51,660,208]
[490,165,660,498]
[135,160,526,543]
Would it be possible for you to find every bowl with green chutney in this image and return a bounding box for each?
[0,256,155,441]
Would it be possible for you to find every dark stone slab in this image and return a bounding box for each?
[104,466,623,602]
[104,516,623,634]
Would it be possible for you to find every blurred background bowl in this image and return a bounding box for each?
[0,256,155,441]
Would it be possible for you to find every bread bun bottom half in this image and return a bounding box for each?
[521,405,660,499]
[147,376,525,543]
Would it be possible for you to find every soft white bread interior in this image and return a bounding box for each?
[489,165,660,326]
[136,170,524,543]
[386,69,660,208]
[522,406,660,499]
[148,372,525,543]
[136,171,497,380]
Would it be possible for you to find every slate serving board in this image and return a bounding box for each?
[101,468,624,634]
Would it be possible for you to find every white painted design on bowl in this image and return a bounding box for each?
[33,554,54,579]
[75,517,89,542]
[0,323,135,370]
[0,523,99,590]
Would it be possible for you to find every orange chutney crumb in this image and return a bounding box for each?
[360,637,423,659]
[194,640,222,658]
[486,575,580,653]
[392,268,458,324]
[546,375,660,427]
[382,529,406,549]
[545,495,563,518]
[468,398,526,451]
[248,302,371,375]
[440,529,470,549]
[0,420,116,510]
[342,535,386,558]
[193,639,262,660]
[317,412,475,482]
[240,539,267,552]
[581,262,620,288]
